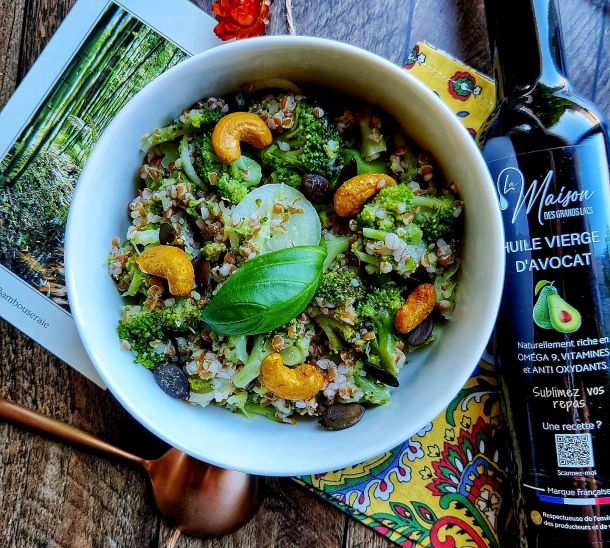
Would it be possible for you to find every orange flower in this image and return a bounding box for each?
[212,0,271,41]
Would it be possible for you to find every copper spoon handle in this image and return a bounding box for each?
[0,397,144,466]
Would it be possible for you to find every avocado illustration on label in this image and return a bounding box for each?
[532,280,582,333]
[548,293,581,333]
[533,280,557,329]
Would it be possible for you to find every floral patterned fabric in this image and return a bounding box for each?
[296,43,508,547]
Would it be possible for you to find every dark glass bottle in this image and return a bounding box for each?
[479,0,610,545]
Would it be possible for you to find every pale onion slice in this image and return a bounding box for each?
[232,183,321,254]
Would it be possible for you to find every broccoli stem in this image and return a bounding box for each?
[362,227,387,241]
[354,373,391,406]
[314,315,346,353]
[322,234,349,270]
[411,195,445,210]
[233,335,270,388]
[179,136,205,188]
[359,110,387,161]
[370,315,399,377]
[353,248,380,267]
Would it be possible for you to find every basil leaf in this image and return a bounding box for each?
[201,246,327,336]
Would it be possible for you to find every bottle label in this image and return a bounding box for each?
[486,138,610,542]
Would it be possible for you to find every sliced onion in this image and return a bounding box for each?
[179,135,204,187]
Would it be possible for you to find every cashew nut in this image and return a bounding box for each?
[394,283,436,334]
[260,353,324,401]
[333,173,397,217]
[135,245,195,297]
[212,112,273,164]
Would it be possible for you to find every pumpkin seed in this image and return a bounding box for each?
[319,403,364,431]
[159,222,177,245]
[406,317,434,347]
[153,362,190,400]
[364,364,400,387]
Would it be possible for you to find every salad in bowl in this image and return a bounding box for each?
[107,85,463,430]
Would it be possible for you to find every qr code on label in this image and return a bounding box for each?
[555,433,595,467]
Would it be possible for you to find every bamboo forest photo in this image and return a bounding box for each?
[0,2,188,309]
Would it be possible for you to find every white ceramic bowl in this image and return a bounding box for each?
[66,36,504,476]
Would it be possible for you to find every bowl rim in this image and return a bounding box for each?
[66,35,505,476]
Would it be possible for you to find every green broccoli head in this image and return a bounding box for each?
[316,267,366,308]
[233,334,273,388]
[321,232,350,270]
[269,165,302,188]
[399,163,422,186]
[221,334,250,365]
[411,194,461,242]
[211,154,262,204]
[353,363,391,406]
[357,287,403,377]
[358,183,414,232]
[216,172,249,204]
[117,300,202,369]
[142,105,224,152]
[313,267,364,351]
[260,103,343,177]
[121,258,150,297]
[313,315,356,353]
[202,241,227,262]
[193,134,223,184]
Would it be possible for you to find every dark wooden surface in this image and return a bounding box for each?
[0,1,609,546]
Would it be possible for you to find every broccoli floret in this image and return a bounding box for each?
[362,225,422,246]
[202,241,227,262]
[357,287,403,377]
[121,259,149,297]
[193,134,223,184]
[226,390,249,415]
[359,108,387,161]
[223,335,249,365]
[214,155,263,204]
[142,106,224,152]
[354,365,391,406]
[243,399,285,422]
[316,267,366,306]
[390,137,421,184]
[399,163,421,186]
[233,334,272,388]
[313,315,356,353]
[117,300,202,369]
[411,194,461,242]
[260,103,343,177]
[313,267,364,351]
[434,261,460,319]
[216,172,249,204]
[269,165,302,188]
[359,183,414,232]
[341,149,389,175]
[321,232,349,270]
